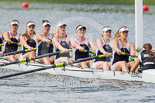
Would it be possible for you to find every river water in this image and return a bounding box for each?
[0,2,155,103]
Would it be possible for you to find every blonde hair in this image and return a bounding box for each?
[54,24,67,39]
[114,25,127,39]
[10,19,20,24]
[23,21,36,40]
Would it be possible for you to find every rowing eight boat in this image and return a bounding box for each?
[0,59,155,83]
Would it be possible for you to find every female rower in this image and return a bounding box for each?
[20,21,36,62]
[131,43,155,72]
[36,20,54,64]
[53,22,84,64]
[93,26,112,70]
[74,25,96,68]
[111,26,136,72]
[3,20,21,61]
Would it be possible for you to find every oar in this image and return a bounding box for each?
[120,52,138,57]
[0,49,72,66]
[83,50,96,54]
[10,41,21,46]
[0,43,4,46]
[0,42,21,46]
[1,48,37,57]
[0,53,111,79]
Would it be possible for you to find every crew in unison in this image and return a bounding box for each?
[1,20,152,73]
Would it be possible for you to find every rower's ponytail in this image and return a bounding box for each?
[114,25,127,39]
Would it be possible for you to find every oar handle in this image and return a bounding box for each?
[120,52,138,57]
[45,42,53,44]
[25,48,37,52]
[10,41,21,46]
[60,49,72,54]
[0,43,4,46]
[83,50,96,54]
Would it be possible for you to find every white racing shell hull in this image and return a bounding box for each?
[0,59,155,83]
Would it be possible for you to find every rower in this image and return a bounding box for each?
[20,21,36,62]
[111,26,136,72]
[74,25,96,68]
[2,20,21,61]
[131,43,155,72]
[53,22,81,64]
[93,26,112,70]
[36,20,54,64]
[0,32,3,54]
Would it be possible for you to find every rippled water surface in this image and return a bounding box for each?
[0,2,155,103]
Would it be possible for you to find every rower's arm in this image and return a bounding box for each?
[3,32,11,43]
[20,35,31,49]
[130,57,140,72]
[1,32,4,39]
[112,39,120,52]
[68,36,83,50]
[88,38,96,52]
[3,32,9,41]
[52,37,67,51]
[36,33,50,43]
[96,38,106,54]
[51,33,55,38]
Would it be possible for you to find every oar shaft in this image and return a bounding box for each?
[0,65,56,79]
[35,52,60,59]
[0,53,111,79]
[1,48,36,57]
[0,61,19,66]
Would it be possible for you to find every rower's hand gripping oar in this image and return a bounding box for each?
[10,41,21,46]
[83,50,96,54]
[0,48,37,57]
[0,49,72,66]
[0,53,111,79]
[0,42,21,47]
[120,52,138,58]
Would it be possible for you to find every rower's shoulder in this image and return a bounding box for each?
[112,39,119,43]
[3,31,9,35]
[87,38,94,42]
[96,38,102,42]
